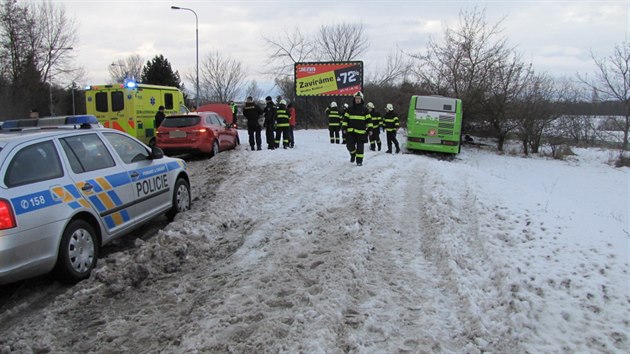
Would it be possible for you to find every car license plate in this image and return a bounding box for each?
[169,131,186,138]
[425,137,441,144]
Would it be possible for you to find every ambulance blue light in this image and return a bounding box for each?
[125,80,137,89]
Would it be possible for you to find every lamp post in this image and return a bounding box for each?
[48,47,73,116]
[171,5,199,110]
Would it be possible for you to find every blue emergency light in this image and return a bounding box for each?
[125,80,137,89]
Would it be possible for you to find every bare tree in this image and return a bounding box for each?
[579,42,630,150]
[515,72,564,154]
[0,0,79,117]
[366,48,412,87]
[411,7,512,133]
[244,80,264,101]
[263,26,315,78]
[484,54,531,151]
[35,0,77,84]
[109,54,144,83]
[196,50,246,104]
[316,22,369,61]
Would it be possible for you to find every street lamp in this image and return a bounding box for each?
[171,5,199,111]
[49,47,73,116]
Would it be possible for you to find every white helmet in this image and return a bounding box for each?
[343,103,349,109]
[330,101,337,108]
[386,103,394,111]
[367,102,374,109]
[279,99,287,105]
[354,91,364,99]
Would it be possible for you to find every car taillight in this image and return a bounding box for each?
[0,199,16,230]
[191,128,207,133]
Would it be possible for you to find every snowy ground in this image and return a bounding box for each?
[0,129,628,353]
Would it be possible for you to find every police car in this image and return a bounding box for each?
[0,115,191,285]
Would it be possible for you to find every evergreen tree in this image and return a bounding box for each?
[141,55,181,88]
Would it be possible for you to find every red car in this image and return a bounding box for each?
[156,112,239,157]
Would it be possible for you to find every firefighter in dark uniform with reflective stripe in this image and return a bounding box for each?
[342,91,372,166]
[326,101,342,144]
[242,96,263,150]
[275,99,291,149]
[367,102,382,151]
[383,103,401,153]
[263,96,276,150]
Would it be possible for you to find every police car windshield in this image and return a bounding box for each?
[161,116,200,128]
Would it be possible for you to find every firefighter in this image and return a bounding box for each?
[367,102,382,151]
[242,96,263,151]
[263,96,276,150]
[326,101,342,144]
[275,99,291,149]
[383,103,401,153]
[342,91,372,166]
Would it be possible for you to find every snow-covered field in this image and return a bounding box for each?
[0,129,628,353]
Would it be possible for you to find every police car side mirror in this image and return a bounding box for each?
[150,146,164,159]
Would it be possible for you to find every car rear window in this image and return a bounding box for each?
[161,116,201,128]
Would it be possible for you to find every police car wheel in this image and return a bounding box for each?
[55,219,98,283]
[167,178,191,221]
[211,140,219,157]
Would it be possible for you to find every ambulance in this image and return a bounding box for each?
[85,81,188,145]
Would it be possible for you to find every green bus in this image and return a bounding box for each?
[406,95,463,154]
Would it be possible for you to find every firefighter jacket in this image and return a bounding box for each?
[383,111,400,132]
[263,102,276,128]
[342,102,372,135]
[275,104,290,128]
[243,101,263,127]
[326,107,342,127]
[369,110,382,132]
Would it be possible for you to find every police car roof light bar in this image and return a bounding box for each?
[0,115,99,131]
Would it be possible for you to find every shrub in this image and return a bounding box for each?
[614,153,630,167]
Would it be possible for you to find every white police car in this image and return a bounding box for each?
[0,115,191,285]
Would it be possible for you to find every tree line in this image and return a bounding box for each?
[1,1,627,153]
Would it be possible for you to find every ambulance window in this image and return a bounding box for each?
[112,91,124,112]
[95,92,109,112]
[164,93,174,110]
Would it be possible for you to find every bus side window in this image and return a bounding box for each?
[112,91,124,112]
[164,93,174,110]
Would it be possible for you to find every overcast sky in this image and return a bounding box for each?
[50,0,629,95]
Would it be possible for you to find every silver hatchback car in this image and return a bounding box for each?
[0,115,191,285]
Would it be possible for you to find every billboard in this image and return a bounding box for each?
[294,61,363,97]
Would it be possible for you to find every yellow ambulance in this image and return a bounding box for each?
[84,81,188,145]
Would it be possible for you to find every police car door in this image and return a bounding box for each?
[3,139,74,266]
[59,133,137,235]
[101,132,171,223]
